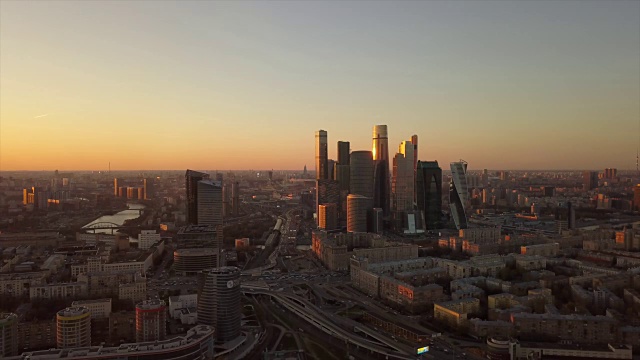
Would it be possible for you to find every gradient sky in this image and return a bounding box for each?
[1,1,639,171]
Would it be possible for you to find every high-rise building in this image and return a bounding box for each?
[198,267,241,343]
[143,178,153,200]
[197,180,223,229]
[327,159,336,180]
[372,125,390,217]
[582,171,598,191]
[350,151,375,199]
[135,300,166,342]
[186,170,210,225]
[315,130,329,180]
[56,307,91,349]
[416,161,443,230]
[231,181,240,217]
[113,178,121,197]
[0,313,18,357]
[450,161,469,230]
[215,173,224,182]
[337,141,350,166]
[411,135,418,202]
[347,194,371,233]
[634,185,640,211]
[318,204,338,230]
[604,168,618,179]
[392,140,415,213]
[316,179,341,225]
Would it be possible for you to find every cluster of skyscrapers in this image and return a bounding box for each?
[315,126,470,233]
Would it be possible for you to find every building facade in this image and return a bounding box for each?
[198,267,241,342]
[135,300,166,342]
[56,307,91,349]
[416,161,442,230]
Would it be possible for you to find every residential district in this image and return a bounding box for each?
[0,126,639,360]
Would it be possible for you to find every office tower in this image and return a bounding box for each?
[315,130,329,180]
[410,135,418,203]
[604,168,618,179]
[582,171,599,191]
[499,171,509,181]
[372,125,391,217]
[231,181,240,217]
[416,161,443,230]
[142,178,152,200]
[198,267,241,342]
[327,159,336,180]
[56,307,91,349]
[267,170,273,181]
[392,140,415,213]
[222,183,231,217]
[0,313,18,357]
[450,161,470,230]
[337,141,350,166]
[303,165,308,177]
[635,185,640,211]
[135,300,167,342]
[347,194,370,232]
[316,179,341,225]
[197,180,223,241]
[350,151,375,199]
[186,170,210,225]
[113,178,120,197]
[318,203,338,230]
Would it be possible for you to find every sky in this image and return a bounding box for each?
[1,1,639,171]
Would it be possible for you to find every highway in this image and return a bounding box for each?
[242,286,420,360]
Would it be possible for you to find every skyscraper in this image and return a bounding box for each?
[198,267,241,342]
[416,161,443,230]
[347,194,370,233]
[186,170,210,225]
[450,161,469,230]
[231,181,240,217]
[197,180,223,227]
[316,179,341,225]
[392,140,415,213]
[318,203,338,230]
[113,178,120,197]
[337,141,350,166]
[350,151,374,199]
[582,171,599,191]
[372,125,391,217]
[315,130,328,180]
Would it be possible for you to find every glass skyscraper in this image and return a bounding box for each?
[450,161,469,230]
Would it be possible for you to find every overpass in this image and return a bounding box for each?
[242,286,417,359]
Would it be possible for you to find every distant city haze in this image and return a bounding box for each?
[1,1,638,171]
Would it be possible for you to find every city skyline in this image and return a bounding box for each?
[1,1,639,171]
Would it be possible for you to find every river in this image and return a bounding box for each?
[83,203,145,235]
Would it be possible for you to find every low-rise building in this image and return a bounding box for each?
[521,243,559,257]
[511,313,618,344]
[29,282,88,300]
[71,299,112,319]
[434,298,481,329]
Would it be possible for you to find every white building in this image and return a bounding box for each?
[169,294,199,319]
[138,230,160,250]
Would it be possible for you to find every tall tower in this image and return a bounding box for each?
[392,140,415,213]
[450,161,470,230]
[198,267,241,342]
[347,194,370,233]
[231,181,240,217]
[56,307,91,349]
[416,161,443,230]
[113,178,120,197]
[372,125,390,217]
[315,130,328,180]
[197,180,223,248]
[135,299,167,342]
[186,170,210,225]
[337,141,350,166]
[350,151,375,199]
